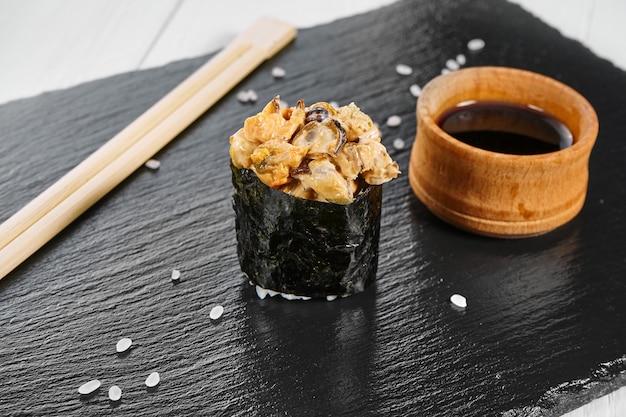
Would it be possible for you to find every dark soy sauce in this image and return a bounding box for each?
[438,101,573,155]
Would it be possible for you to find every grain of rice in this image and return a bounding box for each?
[395,64,413,75]
[446,59,460,71]
[78,379,101,395]
[171,269,181,282]
[450,293,467,308]
[409,84,422,97]
[326,295,338,301]
[108,385,122,402]
[237,89,258,103]
[210,305,224,320]
[392,138,405,150]
[467,38,485,51]
[145,372,160,388]
[145,159,160,170]
[116,337,132,353]
[386,115,402,127]
[237,91,250,102]
[255,285,268,299]
[271,66,286,78]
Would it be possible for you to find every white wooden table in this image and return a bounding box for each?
[0,0,624,106]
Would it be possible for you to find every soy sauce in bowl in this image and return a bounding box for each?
[438,101,573,155]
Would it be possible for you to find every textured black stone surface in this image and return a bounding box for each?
[1,1,625,416]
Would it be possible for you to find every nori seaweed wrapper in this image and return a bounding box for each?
[232,165,382,298]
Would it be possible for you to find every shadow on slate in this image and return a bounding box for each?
[1,0,626,416]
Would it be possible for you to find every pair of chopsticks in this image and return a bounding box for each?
[0,18,297,280]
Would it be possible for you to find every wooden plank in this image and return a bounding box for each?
[509,0,626,70]
[139,0,399,69]
[0,0,179,104]
[508,0,592,41]
[0,0,400,105]
[562,386,626,417]
[2,0,625,107]
[587,0,626,70]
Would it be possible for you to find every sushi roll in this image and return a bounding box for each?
[230,97,399,299]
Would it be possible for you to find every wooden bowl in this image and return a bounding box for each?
[409,66,599,238]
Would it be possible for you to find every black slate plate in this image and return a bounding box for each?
[1,1,626,416]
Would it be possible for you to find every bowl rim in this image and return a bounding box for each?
[416,66,599,163]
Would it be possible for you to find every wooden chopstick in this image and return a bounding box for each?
[0,17,296,280]
[0,37,247,252]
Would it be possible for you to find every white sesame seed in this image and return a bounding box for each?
[386,115,402,127]
[145,159,160,170]
[116,337,132,353]
[78,379,101,395]
[441,68,451,75]
[247,89,258,102]
[446,59,460,71]
[145,372,160,388]
[409,84,422,97]
[210,305,224,320]
[395,64,413,75]
[108,385,122,402]
[271,66,286,78]
[467,38,485,51]
[456,54,467,65]
[171,269,181,282]
[450,293,467,308]
[393,138,405,150]
[255,285,268,299]
[326,295,338,301]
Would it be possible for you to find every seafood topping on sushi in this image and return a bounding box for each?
[229,97,399,299]
[230,96,399,205]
